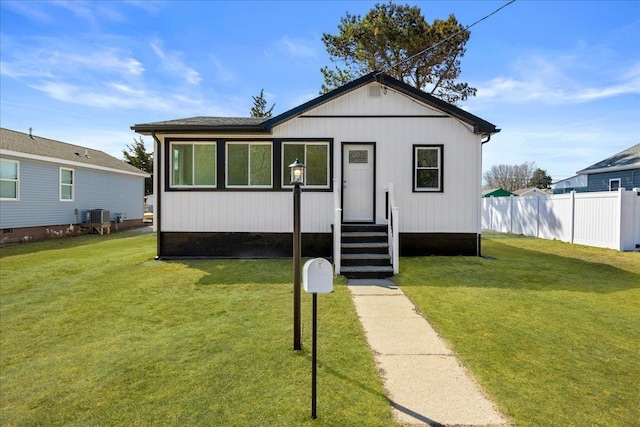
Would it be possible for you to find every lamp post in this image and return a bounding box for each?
[290,158,305,351]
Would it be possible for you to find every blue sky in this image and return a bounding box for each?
[1,0,638,182]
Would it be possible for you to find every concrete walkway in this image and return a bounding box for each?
[347,279,510,427]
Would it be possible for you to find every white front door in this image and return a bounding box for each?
[343,144,374,222]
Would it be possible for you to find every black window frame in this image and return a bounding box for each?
[164,137,333,193]
[281,141,331,189]
[413,144,444,193]
[169,141,218,188]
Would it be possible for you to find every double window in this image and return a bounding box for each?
[0,159,19,200]
[60,168,74,201]
[282,142,330,188]
[172,142,217,187]
[226,142,272,188]
[414,145,443,192]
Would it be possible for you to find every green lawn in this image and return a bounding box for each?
[0,232,395,426]
[3,231,639,426]
[396,233,640,426]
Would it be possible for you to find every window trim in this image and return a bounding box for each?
[0,159,20,201]
[225,141,273,189]
[609,178,621,191]
[413,144,444,193]
[59,167,74,201]
[281,141,331,189]
[170,141,218,188]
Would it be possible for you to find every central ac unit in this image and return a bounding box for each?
[89,209,110,223]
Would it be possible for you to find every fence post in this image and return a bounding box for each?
[570,190,576,244]
[489,196,494,230]
[509,194,514,234]
[616,188,624,251]
[536,194,540,238]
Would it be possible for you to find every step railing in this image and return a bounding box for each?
[333,179,342,274]
[386,181,400,274]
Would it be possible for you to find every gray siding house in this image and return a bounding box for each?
[577,143,640,192]
[1,128,149,244]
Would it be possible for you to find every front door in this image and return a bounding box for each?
[342,144,374,222]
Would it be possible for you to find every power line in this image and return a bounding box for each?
[375,0,517,77]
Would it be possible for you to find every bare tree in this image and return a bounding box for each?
[483,162,537,192]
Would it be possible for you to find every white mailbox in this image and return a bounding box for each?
[302,258,334,294]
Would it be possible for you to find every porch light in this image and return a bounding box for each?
[289,158,306,185]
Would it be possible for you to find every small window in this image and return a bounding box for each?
[60,168,74,201]
[609,179,621,191]
[414,145,443,192]
[282,142,330,188]
[227,142,272,188]
[171,142,216,187]
[0,159,19,200]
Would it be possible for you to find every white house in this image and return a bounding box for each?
[132,72,499,277]
[1,128,149,244]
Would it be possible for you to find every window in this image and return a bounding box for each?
[282,142,329,188]
[609,178,621,191]
[171,142,216,187]
[414,145,443,192]
[0,159,19,200]
[226,142,272,188]
[60,168,74,201]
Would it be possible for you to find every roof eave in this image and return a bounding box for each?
[577,164,640,175]
[131,124,269,135]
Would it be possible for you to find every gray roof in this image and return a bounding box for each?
[577,143,640,174]
[132,116,269,134]
[0,127,148,177]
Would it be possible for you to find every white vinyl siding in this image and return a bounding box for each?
[60,168,74,201]
[171,142,216,187]
[157,82,484,235]
[282,142,330,188]
[226,142,272,188]
[0,159,19,200]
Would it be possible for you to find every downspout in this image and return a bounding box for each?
[478,133,491,255]
[152,131,162,260]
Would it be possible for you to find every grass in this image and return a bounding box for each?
[396,233,640,426]
[0,232,396,426]
[3,231,639,426]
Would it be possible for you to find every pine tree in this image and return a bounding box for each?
[123,136,153,195]
[320,2,476,104]
[250,89,275,117]
[528,168,553,189]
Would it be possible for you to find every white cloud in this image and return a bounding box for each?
[471,52,640,107]
[150,42,201,85]
[0,1,53,23]
[278,36,318,58]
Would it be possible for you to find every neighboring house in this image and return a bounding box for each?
[550,174,587,194]
[576,143,640,192]
[131,72,499,274]
[513,187,551,197]
[0,128,150,244]
[482,188,514,198]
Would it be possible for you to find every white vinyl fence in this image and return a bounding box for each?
[482,188,640,252]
